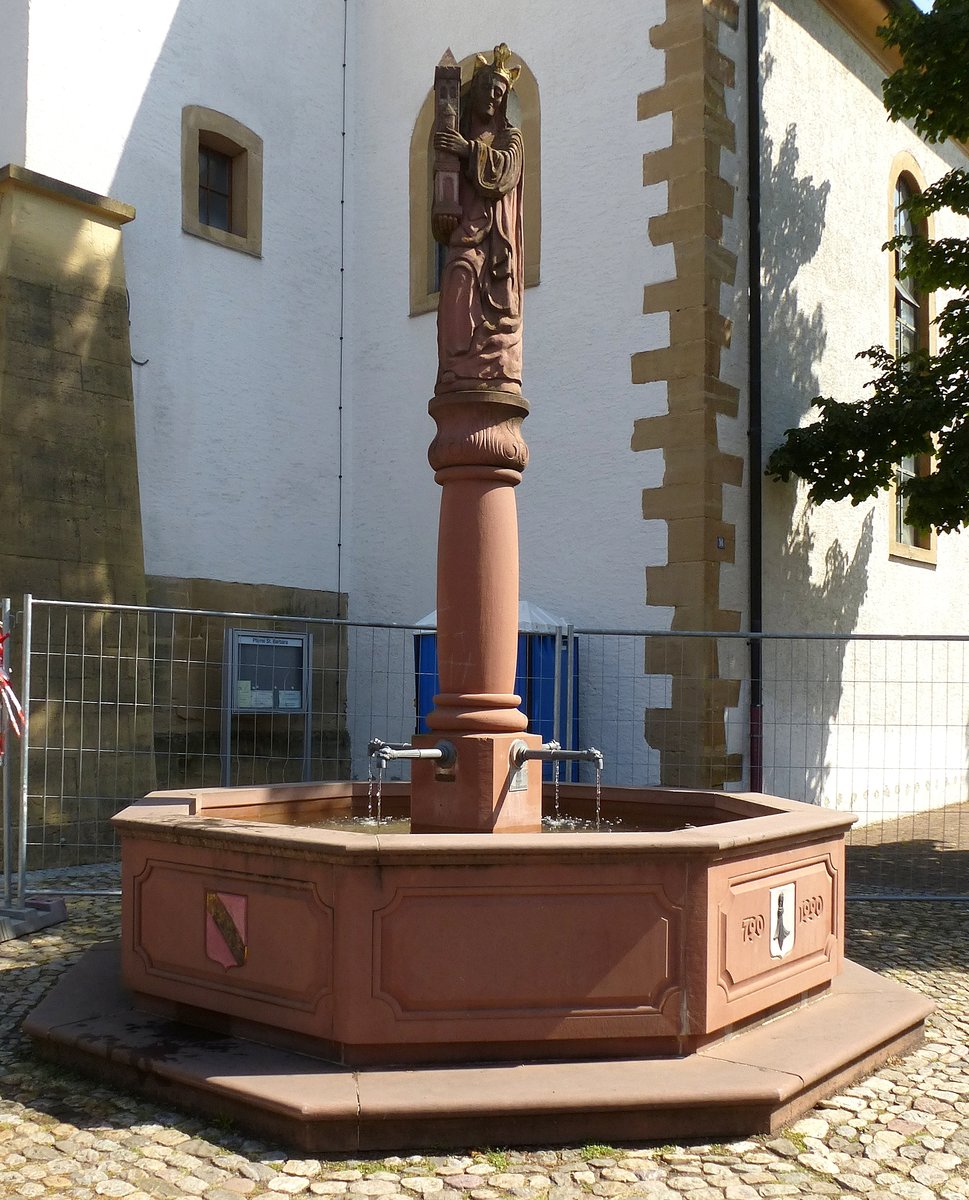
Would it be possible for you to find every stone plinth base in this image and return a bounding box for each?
[25,945,932,1153]
[410,731,542,833]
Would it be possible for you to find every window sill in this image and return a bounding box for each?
[183,220,262,258]
[410,291,439,318]
[888,542,936,566]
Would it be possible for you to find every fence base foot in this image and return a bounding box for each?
[0,897,68,943]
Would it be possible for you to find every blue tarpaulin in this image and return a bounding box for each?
[413,603,579,779]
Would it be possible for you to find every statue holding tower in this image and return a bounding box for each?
[432,43,524,396]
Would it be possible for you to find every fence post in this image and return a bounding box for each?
[565,625,576,752]
[17,593,31,907]
[0,593,66,941]
[2,598,12,907]
[749,631,763,792]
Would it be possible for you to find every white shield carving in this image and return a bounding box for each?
[769,883,795,959]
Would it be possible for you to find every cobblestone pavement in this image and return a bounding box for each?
[2,869,968,1200]
[846,799,969,897]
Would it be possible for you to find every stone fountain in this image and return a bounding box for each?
[25,45,930,1152]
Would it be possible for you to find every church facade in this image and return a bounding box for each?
[0,0,966,808]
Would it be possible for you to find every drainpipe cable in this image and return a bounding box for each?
[746,0,764,790]
[336,0,349,600]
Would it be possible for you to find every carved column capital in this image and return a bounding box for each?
[428,389,530,475]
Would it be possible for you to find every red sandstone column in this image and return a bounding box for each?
[410,390,542,833]
[427,391,529,733]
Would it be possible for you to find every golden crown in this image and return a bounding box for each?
[473,43,521,89]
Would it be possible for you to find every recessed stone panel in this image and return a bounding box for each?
[718,857,837,993]
[705,846,842,1030]
[374,884,680,1019]
[132,859,333,1012]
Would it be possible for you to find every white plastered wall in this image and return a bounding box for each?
[341,0,670,631]
[339,1,671,780]
[0,0,28,168]
[7,0,676,786]
[18,0,347,593]
[759,0,969,820]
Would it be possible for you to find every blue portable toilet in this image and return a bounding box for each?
[413,602,579,779]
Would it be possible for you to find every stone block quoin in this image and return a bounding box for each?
[632,0,744,787]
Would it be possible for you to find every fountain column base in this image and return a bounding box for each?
[410,731,543,833]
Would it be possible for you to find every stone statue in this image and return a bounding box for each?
[432,44,524,396]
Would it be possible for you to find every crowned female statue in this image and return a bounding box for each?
[432,44,524,396]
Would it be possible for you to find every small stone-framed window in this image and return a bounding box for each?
[887,158,935,565]
[409,53,541,316]
[182,106,263,257]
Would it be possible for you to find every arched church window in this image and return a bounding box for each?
[893,177,921,359]
[888,163,935,563]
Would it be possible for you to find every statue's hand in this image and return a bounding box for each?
[435,130,470,159]
[432,213,458,244]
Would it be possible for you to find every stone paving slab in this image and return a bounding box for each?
[1,867,968,1200]
[22,949,932,1152]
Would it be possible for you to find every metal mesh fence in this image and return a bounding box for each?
[2,598,968,897]
[759,635,969,898]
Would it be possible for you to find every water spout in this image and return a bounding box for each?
[510,740,604,773]
[368,738,457,772]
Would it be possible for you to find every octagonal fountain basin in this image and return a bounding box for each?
[110,781,857,1066]
[26,779,932,1151]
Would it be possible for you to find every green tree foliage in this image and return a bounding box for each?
[765,0,969,533]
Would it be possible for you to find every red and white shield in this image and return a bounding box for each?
[205,890,248,969]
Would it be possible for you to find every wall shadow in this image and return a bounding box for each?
[757,12,873,805]
[847,899,969,973]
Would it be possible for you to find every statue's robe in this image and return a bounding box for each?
[436,125,524,394]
